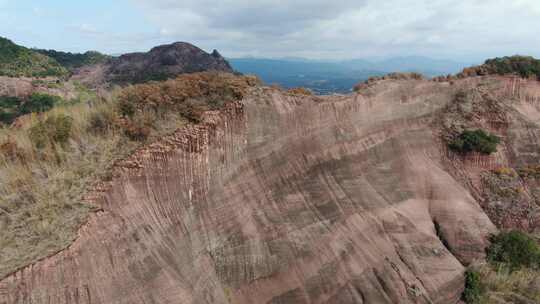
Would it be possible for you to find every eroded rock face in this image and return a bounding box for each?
[0,79,498,303]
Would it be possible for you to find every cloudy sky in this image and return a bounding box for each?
[0,0,539,61]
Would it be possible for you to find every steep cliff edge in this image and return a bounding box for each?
[0,75,517,303]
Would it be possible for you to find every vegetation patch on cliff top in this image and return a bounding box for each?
[459,56,540,80]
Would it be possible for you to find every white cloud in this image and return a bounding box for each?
[129,0,540,60]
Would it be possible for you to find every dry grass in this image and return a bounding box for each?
[0,100,140,279]
[518,165,540,179]
[473,263,540,303]
[0,72,256,279]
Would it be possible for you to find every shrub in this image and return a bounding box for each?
[87,105,117,135]
[449,129,500,154]
[123,119,151,141]
[487,231,540,271]
[462,270,485,303]
[0,95,21,108]
[492,167,517,178]
[0,111,16,125]
[287,87,313,96]
[29,114,73,149]
[20,93,59,114]
[0,95,23,124]
[0,93,60,125]
[0,138,26,162]
[117,96,136,117]
[124,122,151,141]
[177,100,207,123]
[386,72,425,80]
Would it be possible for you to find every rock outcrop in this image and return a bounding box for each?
[104,42,233,84]
[0,76,510,303]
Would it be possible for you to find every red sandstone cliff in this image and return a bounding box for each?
[2,75,540,303]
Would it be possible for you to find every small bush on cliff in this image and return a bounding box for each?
[287,87,313,96]
[20,93,59,114]
[449,129,500,154]
[0,137,26,162]
[122,111,154,141]
[487,231,540,271]
[0,93,60,125]
[87,104,118,135]
[117,94,137,117]
[0,96,22,124]
[29,114,73,149]
[462,270,486,303]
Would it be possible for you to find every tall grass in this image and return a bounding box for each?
[0,98,138,278]
[473,264,540,303]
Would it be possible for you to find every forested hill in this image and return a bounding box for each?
[0,37,67,78]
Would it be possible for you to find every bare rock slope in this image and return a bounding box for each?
[4,75,540,303]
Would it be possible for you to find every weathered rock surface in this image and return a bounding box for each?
[0,78,505,303]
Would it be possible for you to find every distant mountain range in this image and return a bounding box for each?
[230,57,475,94]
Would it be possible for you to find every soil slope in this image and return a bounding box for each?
[2,76,540,303]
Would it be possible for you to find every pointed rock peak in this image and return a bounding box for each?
[211,49,223,58]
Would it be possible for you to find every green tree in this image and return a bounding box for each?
[449,129,500,154]
[487,230,540,271]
